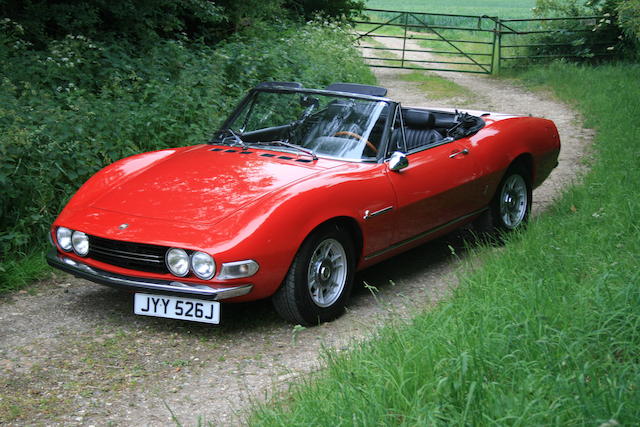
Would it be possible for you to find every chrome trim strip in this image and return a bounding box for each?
[364,207,488,261]
[46,250,253,300]
[363,206,394,220]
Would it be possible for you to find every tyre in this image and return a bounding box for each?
[272,224,355,325]
[490,164,532,231]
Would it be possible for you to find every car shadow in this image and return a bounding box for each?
[352,228,476,296]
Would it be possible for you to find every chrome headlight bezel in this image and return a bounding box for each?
[165,248,190,277]
[217,260,259,280]
[190,251,216,280]
[71,231,90,256]
[56,227,73,252]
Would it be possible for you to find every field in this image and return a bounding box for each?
[250,62,640,425]
[364,0,536,18]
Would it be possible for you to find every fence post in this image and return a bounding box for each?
[401,12,408,68]
[494,18,502,74]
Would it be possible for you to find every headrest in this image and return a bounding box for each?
[404,109,435,129]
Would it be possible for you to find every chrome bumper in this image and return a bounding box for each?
[46,250,253,301]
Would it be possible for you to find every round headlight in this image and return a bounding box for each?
[190,251,216,280]
[56,227,73,251]
[71,231,89,256]
[166,248,189,277]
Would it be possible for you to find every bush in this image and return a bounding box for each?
[0,0,365,48]
[0,0,226,47]
[616,0,640,48]
[0,19,374,287]
[533,0,638,58]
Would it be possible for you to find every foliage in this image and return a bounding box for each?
[0,0,365,48]
[533,0,637,58]
[249,62,640,425]
[0,0,226,47]
[288,0,366,20]
[616,0,640,47]
[0,19,374,291]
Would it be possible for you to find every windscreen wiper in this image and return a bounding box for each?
[257,140,318,161]
[215,128,249,150]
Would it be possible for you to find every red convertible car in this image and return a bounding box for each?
[47,82,560,325]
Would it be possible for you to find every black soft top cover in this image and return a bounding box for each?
[325,83,388,98]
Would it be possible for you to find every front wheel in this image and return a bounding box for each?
[272,224,355,325]
[490,164,532,231]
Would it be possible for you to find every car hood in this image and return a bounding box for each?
[91,145,338,225]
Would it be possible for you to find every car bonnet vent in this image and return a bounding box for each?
[325,83,387,97]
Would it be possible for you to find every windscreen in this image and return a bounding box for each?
[223,90,389,160]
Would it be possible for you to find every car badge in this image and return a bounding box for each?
[119,223,129,230]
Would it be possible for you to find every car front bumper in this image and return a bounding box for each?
[46,249,253,301]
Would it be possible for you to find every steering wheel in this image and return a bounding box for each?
[332,131,378,154]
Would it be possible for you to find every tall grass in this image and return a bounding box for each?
[249,62,640,425]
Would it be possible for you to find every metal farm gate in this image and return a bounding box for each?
[354,9,618,74]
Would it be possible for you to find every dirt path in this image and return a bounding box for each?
[0,40,593,426]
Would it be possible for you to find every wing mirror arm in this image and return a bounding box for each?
[388,151,409,172]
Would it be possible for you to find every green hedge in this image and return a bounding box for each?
[0,19,374,289]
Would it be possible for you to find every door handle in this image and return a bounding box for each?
[449,148,469,158]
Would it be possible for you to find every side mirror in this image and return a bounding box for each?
[388,151,409,172]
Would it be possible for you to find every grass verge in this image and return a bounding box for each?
[249,62,640,425]
[0,248,49,294]
[398,71,473,100]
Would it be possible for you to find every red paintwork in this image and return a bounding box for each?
[51,111,560,302]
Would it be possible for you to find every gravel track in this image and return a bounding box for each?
[0,38,593,426]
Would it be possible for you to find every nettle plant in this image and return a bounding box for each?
[43,35,105,90]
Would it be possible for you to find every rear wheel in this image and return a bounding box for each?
[272,224,355,325]
[491,164,532,231]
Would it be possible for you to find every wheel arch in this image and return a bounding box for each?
[306,216,364,264]
[271,215,361,325]
[510,153,534,182]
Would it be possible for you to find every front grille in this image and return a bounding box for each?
[88,235,168,274]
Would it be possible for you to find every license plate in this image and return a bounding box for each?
[134,293,220,324]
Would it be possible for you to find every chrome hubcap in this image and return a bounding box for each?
[500,174,527,229]
[307,238,347,307]
[319,264,331,281]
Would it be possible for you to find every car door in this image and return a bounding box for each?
[385,110,485,245]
